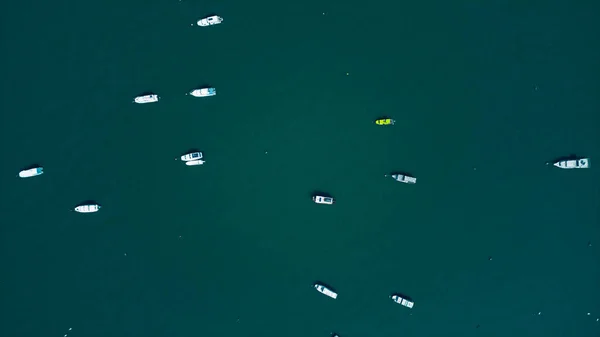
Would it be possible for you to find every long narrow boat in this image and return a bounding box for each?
[552,158,590,169]
[314,283,337,299]
[74,204,101,213]
[133,94,159,104]
[18,167,43,178]
[389,173,417,184]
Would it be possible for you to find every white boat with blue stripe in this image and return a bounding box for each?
[19,167,43,178]
[189,87,216,97]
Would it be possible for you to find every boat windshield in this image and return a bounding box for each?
[192,153,199,158]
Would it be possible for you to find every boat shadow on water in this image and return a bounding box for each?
[389,171,413,177]
[136,91,156,96]
[178,149,202,158]
[76,200,100,207]
[192,83,212,89]
[391,292,413,301]
[311,191,333,198]
[313,281,336,291]
[546,154,579,165]
[19,164,42,171]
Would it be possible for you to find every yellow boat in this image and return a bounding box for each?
[375,118,395,125]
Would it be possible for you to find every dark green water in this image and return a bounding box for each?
[1,1,599,336]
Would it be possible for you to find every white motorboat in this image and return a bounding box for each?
[314,283,337,299]
[181,152,203,161]
[390,294,414,308]
[18,167,43,178]
[389,173,417,184]
[134,94,159,104]
[313,195,334,205]
[189,87,216,97]
[197,15,223,26]
[552,158,589,169]
[186,160,205,166]
[74,204,100,213]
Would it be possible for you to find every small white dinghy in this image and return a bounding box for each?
[181,152,203,161]
[186,160,205,166]
[134,94,159,104]
[189,87,216,97]
[552,158,590,169]
[74,204,100,213]
[314,283,337,299]
[197,15,223,26]
[388,173,417,184]
[19,167,43,178]
[390,294,414,308]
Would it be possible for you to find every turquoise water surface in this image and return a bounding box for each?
[1,1,599,336]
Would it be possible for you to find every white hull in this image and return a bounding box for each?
[391,295,414,308]
[19,167,43,178]
[181,152,203,161]
[197,15,223,26]
[313,195,334,204]
[189,88,216,97]
[314,284,337,299]
[75,204,100,213]
[553,158,589,169]
[186,160,205,166]
[391,174,417,184]
[134,94,159,104]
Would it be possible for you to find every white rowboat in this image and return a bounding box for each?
[186,160,205,166]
